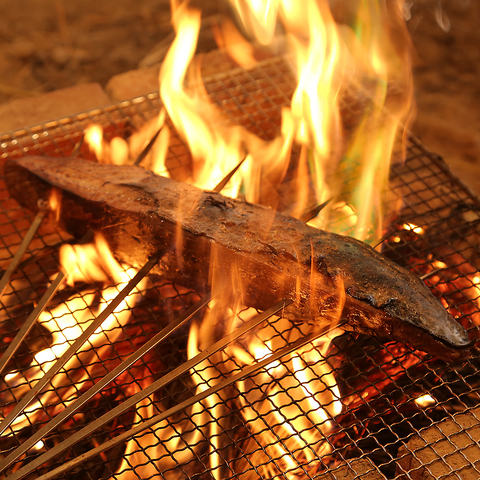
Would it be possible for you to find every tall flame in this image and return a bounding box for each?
[148,0,414,475]
[157,0,413,241]
[159,4,248,196]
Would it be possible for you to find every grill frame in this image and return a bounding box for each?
[0,56,480,480]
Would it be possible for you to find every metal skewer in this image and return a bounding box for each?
[14,315,345,480]
[373,228,396,249]
[6,299,293,480]
[0,207,46,300]
[0,255,158,438]
[300,199,332,223]
[71,134,84,156]
[134,126,163,166]
[0,291,214,474]
[420,268,444,281]
[213,155,247,193]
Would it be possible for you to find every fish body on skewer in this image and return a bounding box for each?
[3,156,473,362]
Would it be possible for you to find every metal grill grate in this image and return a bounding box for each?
[0,56,480,480]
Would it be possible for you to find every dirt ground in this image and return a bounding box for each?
[408,0,480,194]
[0,0,220,101]
[0,0,478,192]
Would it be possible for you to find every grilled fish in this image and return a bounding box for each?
[3,156,473,362]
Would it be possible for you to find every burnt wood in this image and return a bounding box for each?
[3,156,473,362]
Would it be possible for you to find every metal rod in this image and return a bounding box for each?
[0,255,157,438]
[71,134,84,156]
[7,299,292,480]
[300,199,331,223]
[213,155,247,193]
[30,318,344,480]
[420,268,443,281]
[134,127,163,166]
[373,229,394,249]
[0,208,46,300]
[0,292,214,474]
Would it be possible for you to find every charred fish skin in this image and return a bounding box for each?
[3,156,473,362]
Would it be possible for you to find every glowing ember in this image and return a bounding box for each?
[415,394,436,408]
[403,222,424,235]
[433,260,448,269]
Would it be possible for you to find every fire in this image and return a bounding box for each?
[3,235,145,434]
[159,4,251,197]
[78,0,413,241]
[48,188,61,224]
[154,0,413,241]
[83,112,169,171]
[2,0,419,476]
[148,0,413,474]
[84,124,105,161]
[178,292,346,478]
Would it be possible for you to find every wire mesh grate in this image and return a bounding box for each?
[0,56,479,479]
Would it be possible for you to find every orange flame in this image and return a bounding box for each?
[84,124,105,162]
[159,4,249,196]
[3,235,144,434]
[130,0,415,474]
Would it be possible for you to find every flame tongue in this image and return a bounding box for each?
[160,4,249,196]
[156,0,414,244]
